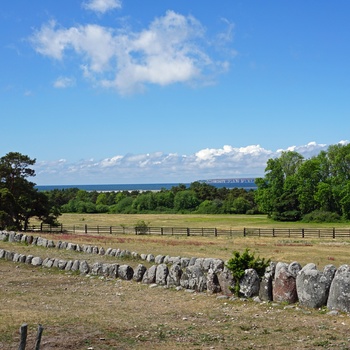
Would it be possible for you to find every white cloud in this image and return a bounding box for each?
[30,11,233,95]
[82,0,122,14]
[34,141,343,185]
[53,76,76,88]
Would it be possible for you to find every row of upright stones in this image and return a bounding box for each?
[1,231,350,313]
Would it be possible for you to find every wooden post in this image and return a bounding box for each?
[34,324,44,350]
[187,228,190,237]
[18,323,27,350]
[85,224,87,234]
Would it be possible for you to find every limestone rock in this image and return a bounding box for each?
[240,268,260,298]
[118,265,134,280]
[156,264,169,285]
[273,262,298,303]
[167,263,183,288]
[133,264,147,282]
[327,264,350,312]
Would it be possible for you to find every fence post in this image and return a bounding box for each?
[214,228,217,237]
[85,224,87,234]
[272,228,275,237]
[18,323,28,350]
[110,226,112,234]
[333,227,335,239]
[302,228,304,238]
[187,228,190,237]
[243,227,246,237]
[34,324,44,350]
[161,227,163,235]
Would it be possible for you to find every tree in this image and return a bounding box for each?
[0,152,58,230]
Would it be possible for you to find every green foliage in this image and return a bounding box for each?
[302,210,341,223]
[135,220,150,235]
[0,152,59,230]
[226,248,270,296]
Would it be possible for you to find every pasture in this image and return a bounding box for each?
[1,214,350,349]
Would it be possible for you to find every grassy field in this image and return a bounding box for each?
[1,214,350,349]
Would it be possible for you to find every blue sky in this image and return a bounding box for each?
[1,0,349,185]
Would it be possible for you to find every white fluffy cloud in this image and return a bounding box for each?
[34,141,346,185]
[82,0,122,14]
[30,11,232,94]
[53,76,76,88]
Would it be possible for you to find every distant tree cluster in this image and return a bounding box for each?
[44,182,258,215]
[0,152,58,231]
[255,143,350,222]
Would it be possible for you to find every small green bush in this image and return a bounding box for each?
[135,220,150,235]
[302,210,341,223]
[226,248,270,296]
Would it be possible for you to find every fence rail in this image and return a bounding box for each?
[24,224,350,239]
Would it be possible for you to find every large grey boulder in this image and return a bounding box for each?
[167,263,183,288]
[207,269,221,294]
[79,260,90,274]
[142,265,157,284]
[155,255,165,264]
[156,264,169,285]
[31,256,43,266]
[273,262,298,303]
[133,264,147,282]
[296,263,336,308]
[91,262,103,275]
[180,265,207,292]
[118,265,134,280]
[240,269,260,298]
[218,266,235,296]
[327,265,350,312]
[259,262,276,301]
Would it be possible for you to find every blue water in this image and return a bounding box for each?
[36,182,257,192]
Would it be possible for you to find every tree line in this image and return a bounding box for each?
[1,142,349,231]
[255,142,350,222]
[45,182,257,215]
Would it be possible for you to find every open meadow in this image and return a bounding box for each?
[1,214,350,349]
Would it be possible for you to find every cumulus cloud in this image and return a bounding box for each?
[30,11,233,94]
[82,0,122,14]
[34,141,345,185]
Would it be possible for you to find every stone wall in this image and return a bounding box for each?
[1,231,349,313]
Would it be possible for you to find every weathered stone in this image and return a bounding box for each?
[239,269,260,298]
[288,261,302,277]
[140,253,147,260]
[180,265,207,292]
[189,257,197,266]
[105,248,113,255]
[47,240,55,248]
[111,249,117,256]
[296,263,336,308]
[43,258,54,268]
[5,251,14,261]
[13,253,20,262]
[8,232,16,242]
[0,232,9,241]
[207,269,221,294]
[65,260,73,271]
[99,247,105,255]
[118,265,134,280]
[60,241,68,249]
[212,259,225,273]
[58,260,67,270]
[25,255,33,264]
[180,258,190,268]
[31,257,43,266]
[133,264,147,282]
[0,249,6,259]
[92,246,99,254]
[91,262,103,275]
[79,260,90,274]
[259,262,276,301]
[67,243,77,251]
[142,265,157,284]
[18,254,26,263]
[32,237,38,245]
[109,264,119,278]
[203,258,214,272]
[167,263,183,288]
[26,235,34,245]
[273,262,298,303]
[156,264,169,285]
[327,264,350,312]
[146,254,155,263]
[155,255,165,264]
[71,260,80,272]
[218,266,235,296]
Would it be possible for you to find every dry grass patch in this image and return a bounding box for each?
[1,261,350,349]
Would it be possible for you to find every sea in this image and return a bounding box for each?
[36,180,257,192]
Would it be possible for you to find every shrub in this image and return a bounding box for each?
[135,220,150,235]
[226,248,270,296]
[302,210,341,223]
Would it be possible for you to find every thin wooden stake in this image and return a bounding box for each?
[18,323,27,350]
[34,324,44,350]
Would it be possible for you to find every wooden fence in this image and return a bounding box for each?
[24,224,350,239]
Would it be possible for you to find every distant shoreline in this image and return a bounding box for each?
[36,179,257,192]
